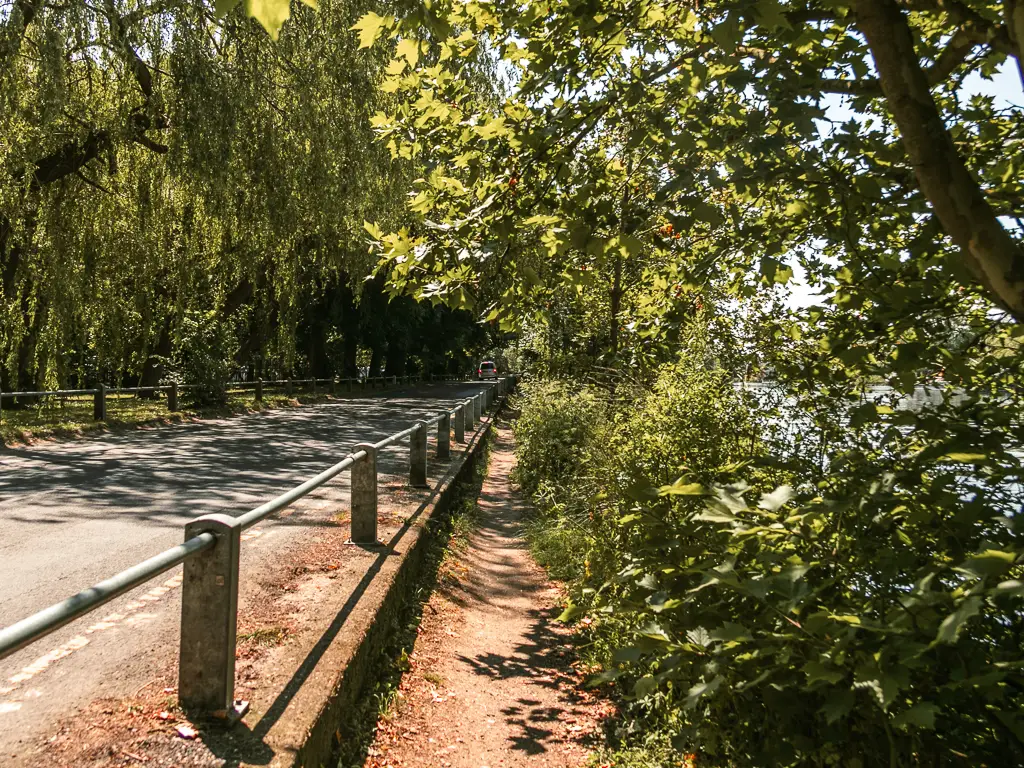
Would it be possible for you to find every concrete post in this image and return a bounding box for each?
[312,378,318,395]
[437,413,451,459]
[474,393,482,421]
[168,381,179,412]
[351,444,378,544]
[410,421,428,487]
[93,384,106,421]
[179,513,242,716]
[454,405,465,443]
[286,378,293,397]
[255,378,263,402]
[465,398,476,429]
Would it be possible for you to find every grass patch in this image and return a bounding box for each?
[421,671,446,687]
[238,626,288,648]
[0,384,405,446]
[332,433,492,768]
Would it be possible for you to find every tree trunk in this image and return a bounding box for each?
[853,0,1024,320]
[139,317,172,396]
[368,346,383,380]
[610,253,622,356]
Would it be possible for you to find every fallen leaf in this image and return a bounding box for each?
[175,724,197,739]
[156,711,174,721]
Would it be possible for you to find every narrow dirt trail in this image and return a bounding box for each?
[364,423,606,768]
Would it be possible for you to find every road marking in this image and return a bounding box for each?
[0,574,185,702]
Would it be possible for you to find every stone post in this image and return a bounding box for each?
[410,421,428,487]
[178,513,242,715]
[454,405,465,443]
[351,444,378,544]
[93,384,106,421]
[168,381,179,412]
[437,413,451,459]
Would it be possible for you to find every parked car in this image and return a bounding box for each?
[477,361,498,380]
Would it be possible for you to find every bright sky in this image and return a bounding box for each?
[786,61,1024,310]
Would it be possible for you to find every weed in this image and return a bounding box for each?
[422,671,446,687]
[238,627,287,647]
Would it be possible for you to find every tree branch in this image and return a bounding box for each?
[900,0,1017,56]
[101,0,152,98]
[1,0,47,66]
[33,129,110,186]
[852,0,1024,320]
[817,28,979,95]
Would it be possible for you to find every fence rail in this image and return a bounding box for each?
[0,376,515,719]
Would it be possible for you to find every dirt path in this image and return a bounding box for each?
[364,423,607,768]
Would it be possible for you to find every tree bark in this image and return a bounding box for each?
[139,317,172,394]
[853,0,1024,320]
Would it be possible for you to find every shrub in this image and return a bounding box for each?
[172,310,238,405]
[513,362,1024,766]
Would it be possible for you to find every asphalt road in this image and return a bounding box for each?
[0,381,491,758]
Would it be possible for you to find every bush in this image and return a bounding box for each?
[172,310,238,405]
[513,361,1024,766]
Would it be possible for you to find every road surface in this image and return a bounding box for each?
[0,381,491,760]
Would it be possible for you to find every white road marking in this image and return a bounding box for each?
[0,574,185,703]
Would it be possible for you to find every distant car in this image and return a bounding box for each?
[477,361,498,380]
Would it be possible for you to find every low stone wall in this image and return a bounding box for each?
[266,415,495,768]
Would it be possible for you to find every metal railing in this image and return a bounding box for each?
[0,373,478,425]
[0,376,515,719]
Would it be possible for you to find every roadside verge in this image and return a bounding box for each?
[22,403,498,768]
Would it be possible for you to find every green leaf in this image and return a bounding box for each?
[215,0,241,16]
[244,0,292,38]
[709,622,751,643]
[892,702,940,730]
[937,452,989,464]
[820,689,855,724]
[936,596,982,644]
[993,579,1024,597]
[804,660,845,685]
[659,480,705,496]
[586,668,621,687]
[396,37,420,67]
[695,508,737,524]
[684,675,723,709]
[758,485,793,512]
[351,11,392,48]
[557,603,585,622]
[960,548,1017,579]
[613,647,644,663]
[634,675,659,698]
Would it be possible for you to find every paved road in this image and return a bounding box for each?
[0,382,491,758]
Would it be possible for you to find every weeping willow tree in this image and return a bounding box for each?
[0,0,409,390]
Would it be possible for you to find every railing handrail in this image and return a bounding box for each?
[0,376,514,671]
[0,532,216,659]
[236,450,367,530]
